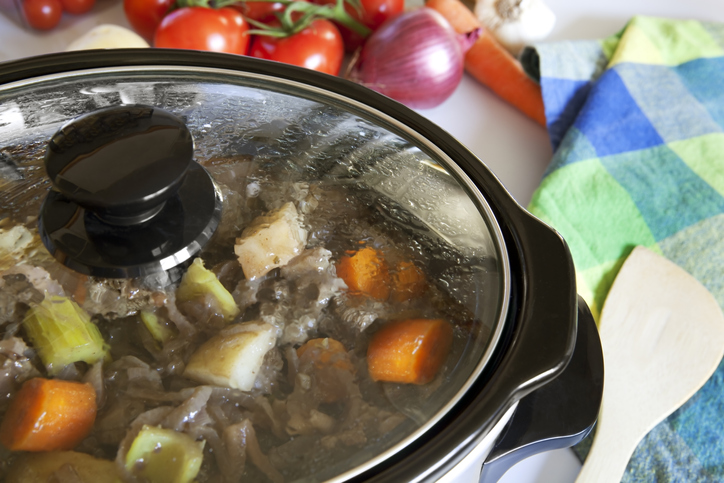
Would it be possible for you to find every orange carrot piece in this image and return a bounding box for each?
[367,318,453,384]
[72,274,88,306]
[297,338,354,373]
[336,247,390,301]
[297,338,355,402]
[0,378,97,452]
[391,261,427,302]
[426,0,547,126]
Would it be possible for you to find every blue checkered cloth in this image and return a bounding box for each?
[521,16,724,482]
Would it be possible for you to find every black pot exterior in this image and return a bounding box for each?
[479,295,604,483]
[0,50,580,482]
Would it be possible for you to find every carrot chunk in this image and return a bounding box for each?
[426,0,547,126]
[0,378,97,452]
[391,261,427,302]
[297,338,355,403]
[367,318,453,384]
[336,247,390,300]
[297,338,354,372]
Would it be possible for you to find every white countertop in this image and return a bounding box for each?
[1,0,723,481]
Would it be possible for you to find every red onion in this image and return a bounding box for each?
[349,8,480,109]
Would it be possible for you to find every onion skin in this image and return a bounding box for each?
[351,8,480,109]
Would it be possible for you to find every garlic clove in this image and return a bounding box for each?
[474,0,556,56]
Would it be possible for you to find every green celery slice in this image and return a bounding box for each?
[140,310,176,344]
[176,257,240,321]
[22,296,109,375]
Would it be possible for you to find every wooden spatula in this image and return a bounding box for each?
[575,246,724,483]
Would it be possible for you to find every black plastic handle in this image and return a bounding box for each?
[479,296,604,483]
[45,104,193,226]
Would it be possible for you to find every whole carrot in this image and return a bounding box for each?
[0,378,97,452]
[426,0,547,126]
[427,0,480,32]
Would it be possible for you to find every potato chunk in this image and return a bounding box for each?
[125,425,204,483]
[184,321,276,391]
[234,202,308,280]
[5,451,121,483]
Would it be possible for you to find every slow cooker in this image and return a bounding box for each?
[0,49,603,483]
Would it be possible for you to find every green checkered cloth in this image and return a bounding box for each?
[521,16,724,482]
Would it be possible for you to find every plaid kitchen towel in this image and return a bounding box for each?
[521,16,724,482]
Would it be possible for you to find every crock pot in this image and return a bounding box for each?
[0,49,603,483]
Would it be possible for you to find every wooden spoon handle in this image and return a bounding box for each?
[574,416,638,483]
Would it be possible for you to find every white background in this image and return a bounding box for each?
[1,0,723,481]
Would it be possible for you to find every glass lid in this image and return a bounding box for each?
[0,62,509,482]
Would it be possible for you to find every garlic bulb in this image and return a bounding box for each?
[475,0,556,56]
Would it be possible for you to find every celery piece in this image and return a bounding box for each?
[125,425,205,483]
[22,296,109,375]
[176,257,240,321]
[140,310,176,344]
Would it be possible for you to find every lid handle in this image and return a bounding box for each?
[44,104,194,226]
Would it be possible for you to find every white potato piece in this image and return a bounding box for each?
[184,321,276,391]
[66,25,150,51]
[234,202,308,280]
[6,451,121,483]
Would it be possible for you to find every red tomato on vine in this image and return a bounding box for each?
[249,18,344,76]
[22,0,62,30]
[241,1,287,22]
[154,7,251,55]
[123,0,174,41]
[60,0,94,15]
[313,0,403,51]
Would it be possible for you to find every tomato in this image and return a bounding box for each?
[249,19,344,76]
[60,0,94,15]
[154,7,251,55]
[355,0,403,29]
[123,0,174,41]
[22,0,62,30]
[241,1,287,22]
[313,0,403,51]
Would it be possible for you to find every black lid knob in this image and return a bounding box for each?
[45,105,193,225]
[39,105,222,279]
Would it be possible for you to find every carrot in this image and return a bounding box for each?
[465,31,547,126]
[72,274,88,306]
[426,0,480,33]
[0,378,97,452]
[297,338,354,373]
[367,318,453,384]
[391,261,427,302]
[297,338,355,403]
[426,0,547,126]
[336,247,390,301]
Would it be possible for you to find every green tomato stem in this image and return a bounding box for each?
[176,0,212,8]
[235,0,372,38]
